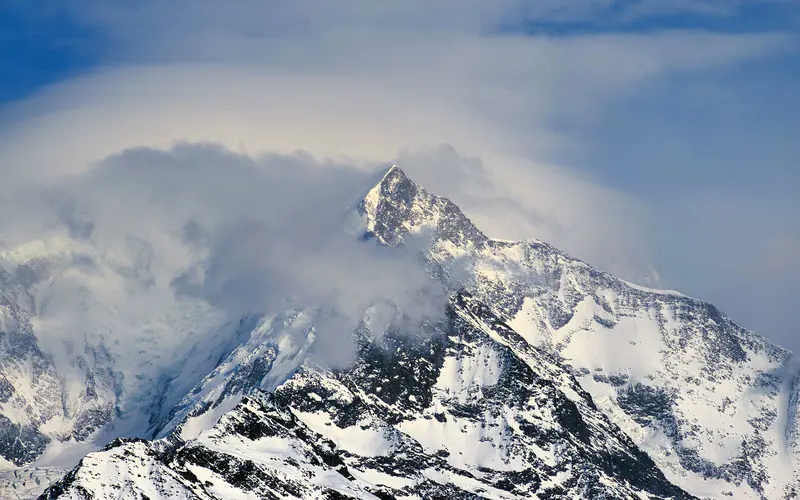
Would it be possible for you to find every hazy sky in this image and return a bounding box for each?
[0,1,798,350]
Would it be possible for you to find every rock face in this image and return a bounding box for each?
[2,165,797,499]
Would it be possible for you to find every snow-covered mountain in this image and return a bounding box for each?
[0,235,245,465]
[355,166,800,499]
[40,291,696,499]
[0,257,118,467]
[0,165,797,499]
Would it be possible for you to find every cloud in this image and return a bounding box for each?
[3,145,447,375]
[0,0,797,356]
[0,30,787,283]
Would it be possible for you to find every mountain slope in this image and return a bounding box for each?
[0,231,265,498]
[41,291,694,499]
[0,235,250,468]
[357,165,800,499]
[0,262,119,468]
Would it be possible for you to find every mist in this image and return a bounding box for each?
[0,144,452,403]
[1,0,797,353]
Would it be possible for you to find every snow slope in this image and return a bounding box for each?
[42,291,693,499]
[0,231,247,499]
[0,234,243,459]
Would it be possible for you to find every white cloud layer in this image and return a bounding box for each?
[1,0,797,352]
[2,146,449,375]
[1,30,789,279]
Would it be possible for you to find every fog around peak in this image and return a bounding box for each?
[1,0,797,351]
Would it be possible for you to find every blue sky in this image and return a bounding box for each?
[0,4,94,103]
[2,1,798,104]
[0,1,798,350]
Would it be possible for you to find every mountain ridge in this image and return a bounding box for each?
[39,289,697,499]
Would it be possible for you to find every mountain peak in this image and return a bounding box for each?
[383,163,403,179]
[357,164,486,248]
[363,164,407,201]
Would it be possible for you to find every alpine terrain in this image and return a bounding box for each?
[0,165,797,499]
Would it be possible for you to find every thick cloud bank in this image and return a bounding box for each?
[1,0,796,351]
[0,144,447,377]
